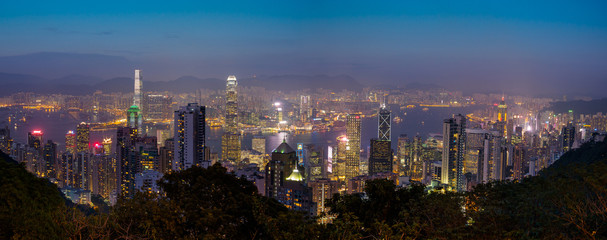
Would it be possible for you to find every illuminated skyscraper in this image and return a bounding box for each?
[173,103,207,170]
[222,75,241,162]
[497,96,507,122]
[368,138,392,176]
[497,96,508,137]
[0,126,12,154]
[345,114,361,181]
[442,114,467,191]
[300,95,311,122]
[28,130,43,152]
[76,123,90,153]
[252,135,266,154]
[116,126,137,197]
[102,138,112,156]
[378,104,391,141]
[265,140,297,198]
[561,123,575,152]
[134,70,142,109]
[65,130,76,154]
[127,105,142,132]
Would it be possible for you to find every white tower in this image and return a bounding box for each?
[134,70,142,108]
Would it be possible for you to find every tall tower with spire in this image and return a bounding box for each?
[378,103,391,141]
[222,75,241,162]
[497,95,508,137]
[132,69,143,133]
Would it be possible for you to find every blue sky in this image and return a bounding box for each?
[1,1,607,96]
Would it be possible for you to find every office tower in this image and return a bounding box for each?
[28,130,43,152]
[0,126,12,154]
[76,122,90,153]
[378,105,391,141]
[562,123,575,152]
[127,105,142,133]
[102,138,112,155]
[222,75,241,162]
[265,140,297,198]
[397,134,411,175]
[65,130,76,154]
[300,95,311,122]
[134,70,142,109]
[497,96,508,137]
[345,114,362,182]
[42,140,57,178]
[116,127,138,197]
[173,103,207,170]
[368,138,392,176]
[334,136,348,182]
[442,114,466,191]
[159,138,174,174]
[252,136,266,154]
[305,145,324,182]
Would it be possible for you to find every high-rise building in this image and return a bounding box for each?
[441,114,466,191]
[134,70,142,109]
[173,103,207,170]
[116,127,138,197]
[345,114,362,182]
[76,123,90,153]
[127,105,142,132]
[497,96,508,137]
[102,138,112,156]
[300,95,311,122]
[0,126,12,154]
[368,138,392,176]
[252,136,266,154]
[65,130,76,154]
[378,105,391,141]
[562,123,575,153]
[396,134,410,175]
[222,75,241,162]
[28,130,43,153]
[172,103,210,171]
[42,140,57,179]
[265,140,297,198]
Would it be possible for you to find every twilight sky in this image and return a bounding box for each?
[1,1,607,97]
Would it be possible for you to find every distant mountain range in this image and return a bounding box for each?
[0,72,369,96]
[0,52,448,96]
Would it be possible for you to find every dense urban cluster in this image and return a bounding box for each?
[0,70,606,223]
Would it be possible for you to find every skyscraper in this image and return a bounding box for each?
[497,96,508,137]
[265,140,297,198]
[173,103,207,170]
[134,70,142,109]
[562,123,575,153]
[116,127,137,197]
[65,130,76,154]
[76,123,90,153]
[127,105,142,132]
[300,95,311,122]
[368,138,392,176]
[42,140,57,179]
[222,75,241,162]
[345,114,361,182]
[442,114,466,191]
[27,130,43,152]
[378,104,391,141]
[252,136,266,154]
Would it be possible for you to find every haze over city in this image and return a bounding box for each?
[2,1,607,97]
